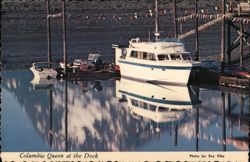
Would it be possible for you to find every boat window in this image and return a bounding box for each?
[158,54,165,61]
[138,51,144,59]
[130,51,138,58]
[143,102,148,109]
[158,54,169,61]
[149,104,157,111]
[170,108,184,112]
[170,54,181,60]
[158,107,169,112]
[182,54,191,61]
[130,51,156,61]
[131,99,139,106]
[122,49,127,55]
[143,52,147,60]
[121,94,127,100]
[148,53,156,61]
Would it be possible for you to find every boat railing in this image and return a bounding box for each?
[162,60,192,64]
[130,37,182,44]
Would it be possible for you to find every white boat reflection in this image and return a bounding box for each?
[116,78,200,124]
[31,76,57,90]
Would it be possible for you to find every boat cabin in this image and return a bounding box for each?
[113,38,193,64]
[128,50,192,62]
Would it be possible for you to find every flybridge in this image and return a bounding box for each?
[127,38,187,54]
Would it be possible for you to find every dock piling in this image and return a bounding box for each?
[46,0,52,65]
[62,0,68,76]
[221,0,226,73]
[195,0,199,61]
[240,22,244,69]
[227,20,231,67]
[174,0,178,39]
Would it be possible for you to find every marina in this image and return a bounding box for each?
[1,0,249,157]
[27,0,250,89]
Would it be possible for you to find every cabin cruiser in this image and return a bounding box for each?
[113,38,200,85]
[113,0,200,85]
[30,62,57,79]
[115,78,200,124]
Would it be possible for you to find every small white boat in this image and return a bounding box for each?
[30,62,57,79]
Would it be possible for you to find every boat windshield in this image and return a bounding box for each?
[34,62,51,68]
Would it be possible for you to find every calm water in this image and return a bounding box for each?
[2,70,249,152]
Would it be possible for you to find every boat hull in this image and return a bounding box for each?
[118,60,192,85]
[30,67,57,79]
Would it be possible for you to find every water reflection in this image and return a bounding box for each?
[2,70,249,151]
[115,78,200,132]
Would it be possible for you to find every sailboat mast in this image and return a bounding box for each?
[155,0,160,41]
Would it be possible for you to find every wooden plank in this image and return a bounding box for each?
[219,76,249,89]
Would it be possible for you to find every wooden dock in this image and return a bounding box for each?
[219,76,249,89]
[190,67,249,90]
[56,68,120,81]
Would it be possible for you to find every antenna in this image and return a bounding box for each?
[154,0,160,41]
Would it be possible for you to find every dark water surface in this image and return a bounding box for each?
[2,70,249,152]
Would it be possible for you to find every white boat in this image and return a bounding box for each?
[115,78,200,123]
[113,0,200,85]
[113,38,201,85]
[30,62,57,79]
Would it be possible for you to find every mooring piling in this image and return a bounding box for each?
[62,0,68,76]
[221,0,226,74]
[240,22,244,69]
[173,0,178,39]
[227,19,231,66]
[46,0,52,65]
[195,0,199,61]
